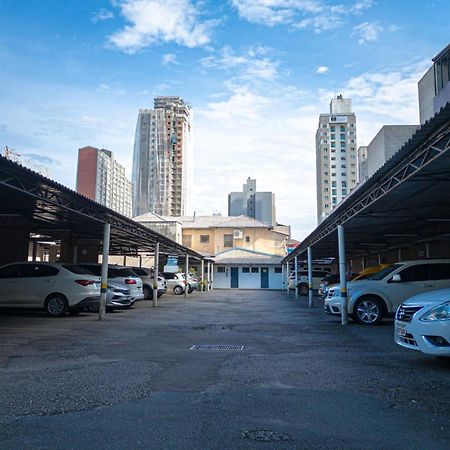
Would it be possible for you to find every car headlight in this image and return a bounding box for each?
[420,302,450,322]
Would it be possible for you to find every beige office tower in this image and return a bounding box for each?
[132,96,192,217]
[316,95,357,224]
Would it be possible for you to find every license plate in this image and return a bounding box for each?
[397,323,407,337]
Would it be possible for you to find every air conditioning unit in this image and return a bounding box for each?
[233,230,243,239]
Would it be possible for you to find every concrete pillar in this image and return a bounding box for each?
[32,240,38,262]
[123,254,127,266]
[99,224,111,321]
[211,263,214,290]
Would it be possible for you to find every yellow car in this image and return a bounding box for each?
[352,264,391,281]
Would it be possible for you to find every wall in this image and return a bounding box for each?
[213,265,283,289]
[183,227,287,255]
[76,147,98,201]
[418,66,435,124]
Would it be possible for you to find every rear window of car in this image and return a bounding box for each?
[115,268,138,277]
[132,268,147,276]
[63,264,95,275]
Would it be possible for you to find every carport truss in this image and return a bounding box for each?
[283,103,450,323]
[0,156,203,260]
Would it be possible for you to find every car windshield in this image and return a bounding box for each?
[365,264,402,280]
[63,264,94,275]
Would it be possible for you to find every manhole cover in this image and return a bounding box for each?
[190,344,244,351]
[242,430,291,442]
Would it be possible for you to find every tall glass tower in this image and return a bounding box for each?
[132,97,192,217]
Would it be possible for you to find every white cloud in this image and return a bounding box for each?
[316,65,329,74]
[231,0,374,32]
[201,46,279,82]
[91,9,114,23]
[108,0,216,53]
[352,21,383,44]
[161,53,178,65]
[97,83,111,92]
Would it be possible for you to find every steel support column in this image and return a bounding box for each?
[338,225,348,325]
[200,259,205,292]
[294,256,298,298]
[99,223,110,321]
[210,263,214,290]
[308,246,313,308]
[152,242,160,307]
[184,254,189,298]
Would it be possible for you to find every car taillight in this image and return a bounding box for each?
[125,279,137,285]
[75,280,95,286]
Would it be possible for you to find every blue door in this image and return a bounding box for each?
[261,267,269,288]
[230,267,239,288]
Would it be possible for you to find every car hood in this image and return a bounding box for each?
[402,288,450,307]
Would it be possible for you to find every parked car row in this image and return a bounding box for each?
[0,261,201,317]
[319,259,450,358]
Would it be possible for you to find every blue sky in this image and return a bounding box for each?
[0,0,449,239]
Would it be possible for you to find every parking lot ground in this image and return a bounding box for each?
[0,289,449,450]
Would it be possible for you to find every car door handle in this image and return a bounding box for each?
[422,284,433,287]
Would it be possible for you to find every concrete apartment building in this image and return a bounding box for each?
[132,96,192,217]
[364,125,419,179]
[316,95,358,224]
[76,146,132,217]
[228,178,276,226]
[419,44,450,124]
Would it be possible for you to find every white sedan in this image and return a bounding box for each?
[395,289,450,357]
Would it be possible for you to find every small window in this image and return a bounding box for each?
[245,236,250,243]
[217,267,225,273]
[200,234,210,244]
[251,267,259,273]
[274,267,282,273]
[242,267,250,273]
[182,235,192,247]
[224,234,233,247]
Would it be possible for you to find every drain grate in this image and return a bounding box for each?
[190,344,244,351]
[242,430,291,442]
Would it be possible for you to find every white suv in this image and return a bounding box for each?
[0,262,100,317]
[325,260,450,325]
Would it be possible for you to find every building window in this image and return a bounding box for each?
[245,236,250,243]
[341,172,347,176]
[217,266,225,273]
[331,157,336,161]
[330,133,335,140]
[340,125,346,132]
[274,267,282,273]
[342,189,347,195]
[331,165,336,168]
[331,172,336,176]
[341,165,346,169]
[224,234,233,247]
[251,267,259,273]
[330,126,335,132]
[200,234,209,244]
[332,189,337,195]
[182,235,192,247]
[331,142,336,148]
[332,181,337,187]
[242,267,250,273]
[342,181,347,187]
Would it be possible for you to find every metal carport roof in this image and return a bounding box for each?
[0,156,203,260]
[284,102,450,263]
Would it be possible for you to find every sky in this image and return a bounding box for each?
[0,0,449,240]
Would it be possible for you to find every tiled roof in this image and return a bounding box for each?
[213,248,283,265]
[161,215,272,229]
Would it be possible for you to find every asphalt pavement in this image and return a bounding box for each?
[0,289,449,449]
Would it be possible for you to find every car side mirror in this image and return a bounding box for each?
[391,274,401,282]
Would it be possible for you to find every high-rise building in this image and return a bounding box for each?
[316,95,357,224]
[228,178,276,226]
[418,44,450,124]
[132,96,192,217]
[76,146,133,217]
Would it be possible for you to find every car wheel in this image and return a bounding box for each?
[143,285,151,300]
[173,285,183,295]
[298,284,309,296]
[354,297,384,325]
[45,295,69,317]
